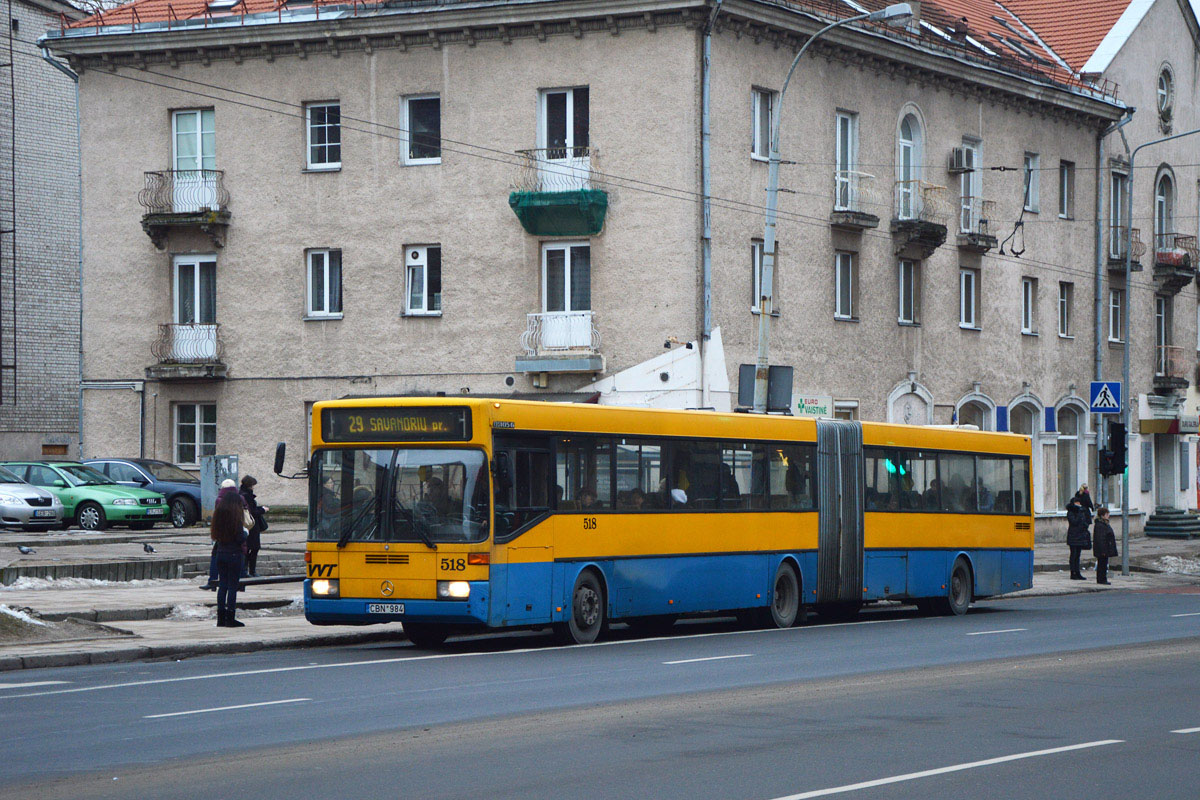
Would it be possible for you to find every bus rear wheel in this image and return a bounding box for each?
[403,622,448,649]
[935,559,973,616]
[557,570,606,645]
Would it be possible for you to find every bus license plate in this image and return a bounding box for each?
[368,603,404,614]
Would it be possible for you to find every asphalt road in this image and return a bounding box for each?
[3,589,1199,799]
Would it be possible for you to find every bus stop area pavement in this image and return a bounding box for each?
[0,525,1197,672]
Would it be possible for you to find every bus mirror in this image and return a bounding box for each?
[274,442,286,475]
[494,452,513,493]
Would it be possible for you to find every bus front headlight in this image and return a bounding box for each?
[437,581,470,599]
[311,579,339,598]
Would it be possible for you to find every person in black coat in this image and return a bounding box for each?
[1092,506,1118,585]
[1065,493,1091,580]
[239,475,269,578]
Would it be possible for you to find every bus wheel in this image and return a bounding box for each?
[766,562,801,628]
[558,570,605,645]
[403,622,448,649]
[936,559,973,616]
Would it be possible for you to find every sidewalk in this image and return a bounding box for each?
[0,526,1197,672]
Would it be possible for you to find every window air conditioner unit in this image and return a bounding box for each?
[948,147,971,174]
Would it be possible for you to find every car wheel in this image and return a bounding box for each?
[170,496,198,528]
[76,502,107,532]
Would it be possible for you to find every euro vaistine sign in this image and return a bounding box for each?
[795,396,834,417]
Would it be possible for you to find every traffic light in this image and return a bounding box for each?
[1099,449,1114,476]
[1107,422,1127,475]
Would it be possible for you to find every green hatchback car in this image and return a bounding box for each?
[1,461,168,531]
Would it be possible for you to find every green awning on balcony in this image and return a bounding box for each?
[508,189,608,236]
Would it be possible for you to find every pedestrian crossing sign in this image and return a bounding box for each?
[1089,381,1121,413]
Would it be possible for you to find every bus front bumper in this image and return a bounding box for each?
[304,580,490,626]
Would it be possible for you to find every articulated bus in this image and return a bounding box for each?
[297,397,1033,646]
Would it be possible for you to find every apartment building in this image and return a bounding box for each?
[42,0,1199,534]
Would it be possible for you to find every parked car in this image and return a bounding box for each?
[84,458,202,528]
[0,465,65,531]
[0,461,167,531]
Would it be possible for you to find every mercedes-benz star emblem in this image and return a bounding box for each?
[380,580,394,597]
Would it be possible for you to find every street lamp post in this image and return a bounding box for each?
[1121,126,1200,575]
[752,3,913,413]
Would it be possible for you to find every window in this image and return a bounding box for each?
[1022,153,1040,212]
[959,138,980,233]
[171,109,217,212]
[751,239,764,313]
[752,88,774,160]
[958,401,988,430]
[542,87,589,159]
[173,256,216,325]
[1058,282,1073,337]
[1156,295,1172,375]
[1059,161,1075,218]
[542,243,590,313]
[1021,277,1038,335]
[1010,404,1035,436]
[898,259,920,324]
[768,445,816,511]
[896,114,922,219]
[721,442,767,509]
[959,268,979,329]
[405,245,442,315]
[107,462,148,484]
[834,111,858,210]
[402,95,441,164]
[557,437,613,510]
[834,252,856,320]
[1155,172,1175,248]
[1109,171,1128,258]
[864,448,939,511]
[1056,406,1081,509]
[614,439,661,508]
[306,249,342,318]
[664,440,721,509]
[305,102,341,169]
[941,453,977,513]
[1108,287,1125,343]
[175,403,216,466]
[1158,68,1174,115]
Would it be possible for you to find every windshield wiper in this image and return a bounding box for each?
[395,497,436,550]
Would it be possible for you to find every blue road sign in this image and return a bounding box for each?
[1090,381,1122,414]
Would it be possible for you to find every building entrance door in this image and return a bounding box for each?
[1155,433,1176,510]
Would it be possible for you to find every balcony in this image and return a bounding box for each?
[956,196,998,253]
[1107,226,1145,272]
[139,170,231,250]
[829,171,880,232]
[515,311,603,375]
[1152,233,1198,294]
[146,323,227,381]
[508,147,608,237]
[890,180,949,257]
[1154,344,1189,393]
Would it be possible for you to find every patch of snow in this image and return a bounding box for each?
[167,604,214,621]
[0,576,192,591]
[0,604,47,626]
[1155,555,1200,575]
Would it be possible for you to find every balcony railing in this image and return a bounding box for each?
[1156,345,1186,378]
[140,170,230,215]
[152,323,224,364]
[893,179,950,224]
[1154,232,1199,267]
[834,170,880,213]
[520,311,600,357]
[1108,226,1145,263]
[513,147,598,193]
[958,196,995,235]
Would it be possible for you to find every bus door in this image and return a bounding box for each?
[815,420,864,604]
[493,434,555,624]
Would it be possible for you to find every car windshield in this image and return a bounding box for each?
[310,448,489,545]
[0,466,22,484]
[141,461,197,482]
[60,465,116,486]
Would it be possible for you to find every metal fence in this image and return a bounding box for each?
[152,323,225,363]
[513,147,597,193]
[520,311,600,356]
[140,170,230,215]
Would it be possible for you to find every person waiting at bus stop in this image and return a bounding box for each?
[211,490,248,627]
[1092,507,1118,585]
[1065,492,1092,580]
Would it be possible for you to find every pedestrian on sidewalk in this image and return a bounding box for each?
[201,479,248,590]
[1092,507,1118,585]
[239,475,270,578]
[211,490,248,628]
[1066,492,1091,580]
[1078,483,1095,521]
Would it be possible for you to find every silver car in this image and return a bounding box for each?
[0,465,64,531]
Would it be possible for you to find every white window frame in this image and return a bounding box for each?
[1023,152,1040,212]
[404,244,442,316]
[959,268,979,329]
[1058,281,1073,338]
[751,239,763,314]
[401,94,442,166]
[834,111,858,211]
[1021,276,1038,334]
[541,242,591,313]
[1155,172,1174,248]
[1110,170,1128,258]
[306,248,342,319]
[172,254,216,325]
[1108,287,1125,343]
[1158,68,1174,115]
[305,102,341,170]
[751,88,774,161]
[959,138,981,233]
[174,403,216,467]
[898,259,919,324]
[834,251,856,321]
[1058,161,1074,218]
[896,114,922,219]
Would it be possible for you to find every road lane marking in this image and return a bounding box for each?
[0,617,910,700]
[1170,612,1200,617]
[966,628,1027,636]
[145,698,310,719]
[0,681,69,689]
[1171,727,1200,734]
[767,740,1124,799]
[663,654,752,665]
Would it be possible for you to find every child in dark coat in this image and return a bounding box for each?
[1092,507,1118,585]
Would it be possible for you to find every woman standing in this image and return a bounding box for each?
[239,475,269,578]
[1092,507,1118,585]
[211,490,248,627]
[1065,492,1091,581]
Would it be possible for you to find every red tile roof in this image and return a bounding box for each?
[1002,0,1134,72]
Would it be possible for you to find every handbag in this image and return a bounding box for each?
[243,508,256,531]
[257,510,268,532]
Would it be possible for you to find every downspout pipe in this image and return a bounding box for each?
[700,0,722,410]
[42,49,85,458]
[1095,109,1134,385]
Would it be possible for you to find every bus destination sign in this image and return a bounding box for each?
[322,407,472,443]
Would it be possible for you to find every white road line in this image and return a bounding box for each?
[145,698,310,719]
[0,680,69,689]
[1171,727,1200,734]
[1170,612,1200,618]
[965,628,1027,636]
[663,654,753,665]
[767,740,1124,800]
[0,617,909,700]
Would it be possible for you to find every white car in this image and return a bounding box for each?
[0,466,64,531]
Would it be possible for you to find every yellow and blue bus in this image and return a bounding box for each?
[295,397,1033,646]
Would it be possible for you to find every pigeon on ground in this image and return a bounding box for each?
[142,543,156,553]
[17,546,34,554]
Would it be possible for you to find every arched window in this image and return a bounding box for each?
[1010,404,1035,436]
[1158,68,1174,116]
[1056,405,1082,509]
[958,401,987,430]
[897,114,922,219]
[1156,172,1174,249]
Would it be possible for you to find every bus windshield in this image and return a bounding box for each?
[310,448,489,545]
